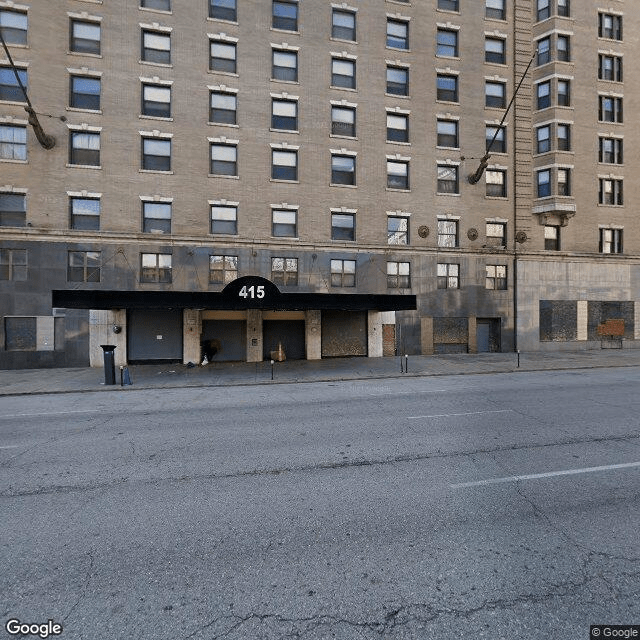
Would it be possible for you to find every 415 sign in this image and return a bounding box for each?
[238,285,265,299]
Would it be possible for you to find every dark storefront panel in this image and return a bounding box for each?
[201,320,246,361]
[263,320,305,360]
[321,310,367,357]
[128,309,182,362]
[477,318,501,352]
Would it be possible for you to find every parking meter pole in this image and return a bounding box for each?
[100,344,117,385]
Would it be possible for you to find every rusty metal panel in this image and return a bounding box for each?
[588,301,634,340]
[539,301,577,342]
[321,311,367,357]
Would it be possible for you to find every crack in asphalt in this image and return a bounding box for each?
[2,430,639,499]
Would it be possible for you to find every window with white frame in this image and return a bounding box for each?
[387,215,408,245]
[599,228,622,254]
[330,259,356,287]
[70,196,100,230]
[437,263,459,289]
[209,255,238,284]
[0,124,26,161]
[271,257,298,286]
[387,261,410,288]
[485,265,507,290]
[210,203,237,234]
[142,200,171,233]
[140,252,171,283]
[141,29,171,64]
[437,219,458,247]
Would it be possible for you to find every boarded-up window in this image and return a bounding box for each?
[5,316,36,350]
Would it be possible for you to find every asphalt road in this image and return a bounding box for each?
[1,368,639,640]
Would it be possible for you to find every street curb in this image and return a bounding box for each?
[0,360,637,397]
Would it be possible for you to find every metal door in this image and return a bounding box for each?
[263,320,306,360]
[477,318,501,352]
[201,319,246,361]
[127,309,183,362]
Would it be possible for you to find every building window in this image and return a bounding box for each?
[332,58,355,89]
[210,40,236,73]
[485,37,505,64]
[68,251,101,282]
[387,216,408,245]
[486,222,506,247]
[599,137,623,164]
[331,154,355,185]
[557,168,570,196]
[141,137,171,171]
[272,1,298,31]
[556,35,570,62]
[437,263,459,289]
[387,112,408,143]
[331,105,355,137]
[210,143,237,176]
[486,169,506,197]
[210,90,237,124]
[486,125,506,153]
[272,98,297,131]
[536,125,550,153]
[557,79,570,106]
[599,95,623,123]
[386,66,408,96]
[600,228,623,254]
[330,259,356,287]
[141,30,170,64]
[141,253,171,283]
[537,36,551,65]
[0,248,27,281]
[0,9,27,46]
[436,28,458,57]
[437,164,459,194]
[332,9,355,41]
[0,192,25,227]
[387,19,408,50]
[272,208,297,237]
[599,178,623,206]
[70,19,100,55]
[142,201,171,233]
[599,54,622,82]
[557,124,570,151]
[141,83,170,117]
[69,131,100,166]
[387,262,411,289]
[438,0,459,11]
[0,66,27,102]
[536,81,550,110]
[485,81,506,108]
[437,73,458,102]
[536,169,551,197]
[486,265,507,290]
[141,0,171,10]
[486,0,505,20]
[209,0,236,21]
[209,255,238,284]
[599,13,622,41]
[210,204,237,234]
[271,149,298,181]
[437,119,458,148]
[271,257,298,286]
[70,75,101,111]
[537,0,550,22]
[558,0,570,17]
[544,225,560,250]
[0,124,26,161]
[387,160,409,190]
[273,49,298,82]
[70,196,100,230]
[437,219,458,247]
[331,212,355,241]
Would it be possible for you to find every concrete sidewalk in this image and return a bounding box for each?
[1,348,640,396]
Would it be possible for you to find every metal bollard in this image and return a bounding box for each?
[405,354,408,373]
[100,344,116,385]
[271,359,275,380]
[517,350,520,368]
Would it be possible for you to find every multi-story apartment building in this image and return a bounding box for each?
[0,0,637,369]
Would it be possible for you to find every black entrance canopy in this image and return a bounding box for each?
[53,276,417,312]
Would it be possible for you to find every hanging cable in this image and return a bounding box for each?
[0,28,56,149]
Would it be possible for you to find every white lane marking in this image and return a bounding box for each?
[407,409,513,420]
[451,461,640,489]
[0,409,99,419]
[0,445,20,449]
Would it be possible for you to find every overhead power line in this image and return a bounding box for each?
[0,27,56,150]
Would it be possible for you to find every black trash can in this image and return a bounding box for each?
[100,344,117,385]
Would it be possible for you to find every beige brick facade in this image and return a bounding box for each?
[1,0,639,367]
